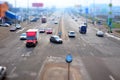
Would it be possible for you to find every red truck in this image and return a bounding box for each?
[26,29,39,47]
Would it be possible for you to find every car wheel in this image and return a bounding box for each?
[50,39,52,42]
[26,44,29,48]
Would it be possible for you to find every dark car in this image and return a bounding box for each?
[10,27,17,31]
[0,66,7,80]
[50,35,63,44]
[79,25,87,34]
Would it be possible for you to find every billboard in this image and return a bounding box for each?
[32,3,43,7]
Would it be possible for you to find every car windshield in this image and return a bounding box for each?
[70,32,75,34]
[54,36,60,39]
[27,36,35,40]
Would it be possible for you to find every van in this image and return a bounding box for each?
[79,25,87,34]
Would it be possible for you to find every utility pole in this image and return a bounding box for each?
[108,0,112,33]
[93,0,95,25]
[27,0,29,24]
[15,0,16,27]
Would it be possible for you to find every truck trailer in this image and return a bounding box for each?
[26,29,39,47]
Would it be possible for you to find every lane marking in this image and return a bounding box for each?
[105,33,120,41]
[25,52,31,56]
[109,75,115,80]
[21,54,25,57]
[90,52,94,56]
[16,28,25,33]
[78,38,80,40]
[21,51,31,57]
[10,67,16,74]
[17,47,21,49]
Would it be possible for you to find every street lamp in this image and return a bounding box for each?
[108,0,113,33]
[27,0,29,24]
[92,0,95,25]
[15,0,16,27]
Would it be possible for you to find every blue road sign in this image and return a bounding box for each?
[85,8,88,14]
[66,54,73,63]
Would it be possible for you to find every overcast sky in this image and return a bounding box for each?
[1,0,120,8]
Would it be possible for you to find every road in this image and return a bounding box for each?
[0,9,120,80]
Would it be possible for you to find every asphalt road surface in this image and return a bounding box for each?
[0,10,120,80]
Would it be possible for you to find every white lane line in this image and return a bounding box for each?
[21,54,25,57]
[109,75,115,80]
[94,28,99,31]
[90,52,94,56]
[78,38,80,40]
[25,52,31,56]
[16,28,25,33]
[17,47,21,49]
[21,51,31,57]
[10,67,16,74]
[105,33,120,40]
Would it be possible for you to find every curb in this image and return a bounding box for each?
[94,28,120,41]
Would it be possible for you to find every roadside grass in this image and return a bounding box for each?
[112,22,120,28]
[116,30,120,33]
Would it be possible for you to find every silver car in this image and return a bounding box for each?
[20,33,27,40]
[68,31,76,37]
[96,30,104,37]
[13,24,21,29]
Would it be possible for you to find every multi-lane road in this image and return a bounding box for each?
[0,10,120,80]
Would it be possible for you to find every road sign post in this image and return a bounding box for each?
[66,54,73,80]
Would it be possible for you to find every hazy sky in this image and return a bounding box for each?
[1,0,120,8]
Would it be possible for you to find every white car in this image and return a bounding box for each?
[2,23,10,27]
[0,66,7,80]
[96,30,104,37]
[13,24,21,29]
[39,28,45,33]
[68,31,76,37]
[20,33,27,40]
[54,21,58,24]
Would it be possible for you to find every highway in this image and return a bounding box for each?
[0,9,120,80]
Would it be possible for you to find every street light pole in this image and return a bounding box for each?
[15,0,16,27]
[93,0,95,25]
[27,0,29,24]
[108,0,113,33]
